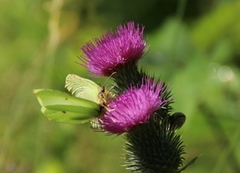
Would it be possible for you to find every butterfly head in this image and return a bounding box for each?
[98,86,114,108]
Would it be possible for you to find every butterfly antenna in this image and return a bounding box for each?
[102,72,117,87]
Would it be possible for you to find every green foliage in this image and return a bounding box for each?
[1,0,240,173]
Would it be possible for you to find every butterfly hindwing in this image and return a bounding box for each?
[34,89,100,124]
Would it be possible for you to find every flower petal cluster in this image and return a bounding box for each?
[81,22,146,76]
[95,79,167,134]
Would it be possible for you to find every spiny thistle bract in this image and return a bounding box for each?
[125,113,185,173]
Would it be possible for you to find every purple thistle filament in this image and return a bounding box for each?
[96,79,168,134]
[80,22,146,76]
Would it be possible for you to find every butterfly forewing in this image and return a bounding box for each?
[65,74,101,103]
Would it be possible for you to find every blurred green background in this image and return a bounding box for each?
[0,0,240,172]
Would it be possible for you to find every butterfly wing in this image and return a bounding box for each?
[65,74,101,104]
[34,89,100,124]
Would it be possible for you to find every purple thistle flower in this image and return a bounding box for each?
[95,79,168,134]
[80,22,146,76]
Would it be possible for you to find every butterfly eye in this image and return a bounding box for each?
[98,86,105,99]
[169,112,186,130]
[101,86,106,93]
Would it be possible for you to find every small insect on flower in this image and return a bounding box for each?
[169,112,186,130]
[33,74,113,124]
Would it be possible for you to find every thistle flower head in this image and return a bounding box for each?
[80,22,146,76]
[93,78,168,134]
